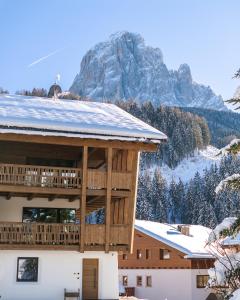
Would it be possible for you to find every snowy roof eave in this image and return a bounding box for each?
[0,94,167,143]
[0,127,162,144]
[184,254,214,259]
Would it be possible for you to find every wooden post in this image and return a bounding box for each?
[128,151,139,253]
[105,147,112,253]
[80,146,88,253]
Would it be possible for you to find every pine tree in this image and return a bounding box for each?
[151,169,168,222]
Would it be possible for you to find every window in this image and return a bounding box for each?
[137,249,142,259]
[196,275,209,288]
[123,254,128,260]
[159,249,170,260]
[22,207,76,223]
[146,249,151,260]
[122,275,128,286]
[136,276,142,286]
[146,276,152,287]
[17,257,38,282]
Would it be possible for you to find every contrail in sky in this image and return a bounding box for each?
[28,48,64,68]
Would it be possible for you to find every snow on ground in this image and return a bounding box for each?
[159,146,222,183]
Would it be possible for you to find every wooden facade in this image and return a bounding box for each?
[0,136,155,253]
[119,229,215,269]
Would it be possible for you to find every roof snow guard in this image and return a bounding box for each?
[0,95,167,143]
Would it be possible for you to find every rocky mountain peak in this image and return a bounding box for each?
[70,31,227,110]
[178,64,192,82]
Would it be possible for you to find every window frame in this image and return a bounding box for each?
[159,249,170,260]
[146,275,152,287]
[136,275,142,287]
[22,207,76,224]
[146,249,151,260]
[196,275,209,288]
[16,257,39,282]
[122,275,128,286]
[136,249,142,259]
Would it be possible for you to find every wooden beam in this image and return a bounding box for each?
[0,186,130,199]
[0,185,81,196]
[86,196,103,205]
[27,194,35,201]
[0,133,158,152]
[80,146,88,253]
[6,193,11,200]
[105,147,112,253]
[48,195,57,201]
[129,151,140,253]
[68,196,79,202]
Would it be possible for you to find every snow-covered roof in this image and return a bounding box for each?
[135,220,213,259]
[0,94,167,143]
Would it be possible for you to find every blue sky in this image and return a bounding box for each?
[0,0,240,99]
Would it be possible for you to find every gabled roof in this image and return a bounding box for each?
[135,220,213,259]
[0,94,167,143]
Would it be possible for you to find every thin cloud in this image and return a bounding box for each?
[28,48,64,68]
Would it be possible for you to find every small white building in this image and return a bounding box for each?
[0,94,166,300]
[119,220,215,300]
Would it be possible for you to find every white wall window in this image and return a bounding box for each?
[122,275,128,286]
[196,275,209,288]
[146,275,152,287]
[136,276,142,286]
[16,257,38,282]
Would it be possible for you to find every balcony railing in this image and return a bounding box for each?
[0,163,132,191]
[0,222,129,249]
[0,164,81,189]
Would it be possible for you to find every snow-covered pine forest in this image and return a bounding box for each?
[137,155,240,228]
[117,100,240,228]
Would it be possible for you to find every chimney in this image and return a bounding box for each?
[178,225,190,236]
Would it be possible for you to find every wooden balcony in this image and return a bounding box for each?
[0,222,129,251]
[0,163,132,199]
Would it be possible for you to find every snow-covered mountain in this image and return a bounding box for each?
[157,146,222,183]
[70,31,227,110]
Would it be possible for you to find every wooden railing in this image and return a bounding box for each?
[0,164,81,189]
[87,170,132,190]
[0,223,129,248]
[0,222,80,245]
[0,163,132,191]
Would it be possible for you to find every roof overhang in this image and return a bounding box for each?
[0,130,159,152]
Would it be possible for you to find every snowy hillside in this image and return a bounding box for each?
[158,146,222,183]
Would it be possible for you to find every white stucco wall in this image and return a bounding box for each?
[0,196,80,222]
[119,269,211,300]
[0,250,119,300]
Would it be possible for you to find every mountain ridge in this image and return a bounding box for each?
[70,31,227,110]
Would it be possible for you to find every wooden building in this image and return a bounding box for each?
[119,220,215,300]
[0,94,166,300]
